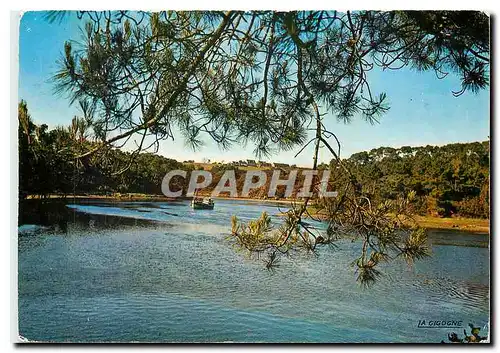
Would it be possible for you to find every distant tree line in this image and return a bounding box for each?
[19,100,489,219]
[338,142,489,218]
[18,100,191,199]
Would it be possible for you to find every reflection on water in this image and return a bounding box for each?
[18,199,490,343]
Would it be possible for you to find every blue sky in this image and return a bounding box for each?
[18,11,490,167]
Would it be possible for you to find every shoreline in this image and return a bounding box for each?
[22,193,489,234]
[412,215,489,235]
[23,193,303,205]
[211,196,304,205]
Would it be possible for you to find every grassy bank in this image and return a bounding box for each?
[305,205,489,234]
[412,215,489,234]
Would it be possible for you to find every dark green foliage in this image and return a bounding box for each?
[18,101,189,198]
[338,141,490,219]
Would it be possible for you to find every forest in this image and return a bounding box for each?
[19,100,489,219]
[18,100,191,198]
[340,142,489,219]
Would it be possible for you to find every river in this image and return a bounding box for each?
[17,199,490,342]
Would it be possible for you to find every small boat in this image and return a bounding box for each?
[191,190,214,210]
[191,197,215,210]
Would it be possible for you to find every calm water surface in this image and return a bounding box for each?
[18,199,490,342]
